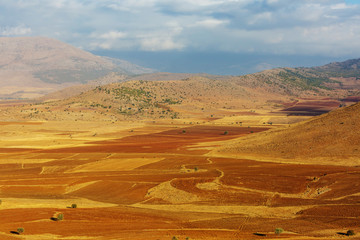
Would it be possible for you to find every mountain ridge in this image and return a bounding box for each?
[0,36,155,99]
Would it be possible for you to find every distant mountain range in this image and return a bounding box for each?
[0,36,359,103]
[0,37,155,99]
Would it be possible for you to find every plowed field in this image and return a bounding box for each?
[0,121,358,239]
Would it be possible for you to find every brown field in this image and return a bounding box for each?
[0,106,359,240]
[279,98,341,116]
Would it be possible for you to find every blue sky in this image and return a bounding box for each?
[345,0,359,4]
[0,0,359,74]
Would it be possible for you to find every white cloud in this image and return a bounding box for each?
[98,31,127,40]
[248,12,273,25]
[1,0,360,57]
[137,23,186,51]
[193,19,229,28]
[267,0,279,4]
[330,3,351,9]
[88,31,128,50]
[105,0,158,12]
[140,37,185,51]
[51,0,66,8]
[0,25,32,36]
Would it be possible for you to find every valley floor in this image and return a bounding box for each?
[0,115,359,240]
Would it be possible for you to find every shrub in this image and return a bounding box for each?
[172,237,178,240]
[224,131,228,135]
[275,228,284,234]
[17,228,24,234]
[57,213,64,221]
[71,203,77,208]
[347,230,355,236]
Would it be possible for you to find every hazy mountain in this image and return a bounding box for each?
[0,37,155,99]
[312,58,360,78]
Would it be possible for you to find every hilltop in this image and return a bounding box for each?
[312,58,360,78]
[0,37,154,99]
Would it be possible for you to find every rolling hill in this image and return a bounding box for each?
[0,42,359,124]
[213,101,360,165]
[0,36,359,106]
[0,37,155,99]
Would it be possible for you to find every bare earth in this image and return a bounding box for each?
[0,107,359,240]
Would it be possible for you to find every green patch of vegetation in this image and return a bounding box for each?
[277,69,333,91]
[17,227,24,234]
[162,98,182,105]
[52,213,64,221]
[275,228,284,235]
[113,87,153,99]
[90,103,112,109]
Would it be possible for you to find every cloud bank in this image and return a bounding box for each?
[0,0,359,58]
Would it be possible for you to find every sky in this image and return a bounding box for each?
[0,0,360,75]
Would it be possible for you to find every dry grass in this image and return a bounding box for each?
[215,102,360,165]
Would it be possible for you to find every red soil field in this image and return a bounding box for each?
[0,123,359,239]
[38,126,269,154]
